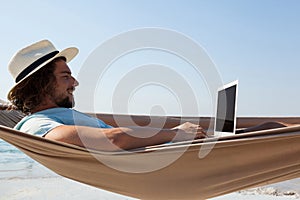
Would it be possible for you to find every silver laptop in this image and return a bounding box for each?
[214,80,238,137]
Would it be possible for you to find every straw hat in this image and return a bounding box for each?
[8,39,78,93]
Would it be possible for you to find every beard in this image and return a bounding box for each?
[49,88,75,108]
[48,80,75,108]
[55,96,74,108]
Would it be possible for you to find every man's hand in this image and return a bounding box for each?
[171,122,207,142]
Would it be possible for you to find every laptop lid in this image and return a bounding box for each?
[214,80,238,137]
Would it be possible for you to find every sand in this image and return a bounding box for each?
[1,176,299,200]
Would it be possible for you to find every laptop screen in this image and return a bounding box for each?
[215,81,238,134]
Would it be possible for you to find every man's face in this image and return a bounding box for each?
[50,60,79,108]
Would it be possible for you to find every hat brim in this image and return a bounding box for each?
[8,47,79,95]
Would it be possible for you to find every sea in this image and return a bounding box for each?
[0,139,57,180]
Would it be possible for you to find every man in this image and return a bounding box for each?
[7,40,206,151]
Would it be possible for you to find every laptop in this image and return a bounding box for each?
[213,80,238,137]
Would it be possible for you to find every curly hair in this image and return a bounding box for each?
[7,57,66,114]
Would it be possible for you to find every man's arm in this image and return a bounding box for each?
[45,122,206,151]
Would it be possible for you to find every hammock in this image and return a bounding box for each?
[0,110,25,128]
[0,111,300,199]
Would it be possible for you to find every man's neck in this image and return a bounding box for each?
[31,101,59,113]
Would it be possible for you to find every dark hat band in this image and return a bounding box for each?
[15,51,59,83]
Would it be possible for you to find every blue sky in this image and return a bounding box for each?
[0,0,300,116]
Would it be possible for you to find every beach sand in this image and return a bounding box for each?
[0,177,135,200]
[1,176,299,200]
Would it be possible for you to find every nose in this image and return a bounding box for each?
[72,76,79,87]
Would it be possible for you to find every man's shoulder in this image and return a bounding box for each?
[14,113,63,136]
[14,112,61,128]
[36,107,73,114]
[36,107,88,116]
